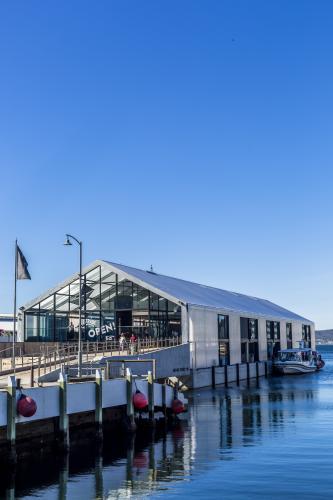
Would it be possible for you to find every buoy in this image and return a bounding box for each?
[172,398,185,415]
[133,390,148,410]
[17,394,37,418]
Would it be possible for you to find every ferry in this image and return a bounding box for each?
[273,347,325,375]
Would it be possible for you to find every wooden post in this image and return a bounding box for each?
[7,376,16,459]
[211,365,216,389]
[58,371,69,450]
[162,383,167,418]
[104,361,110,380]
[30,360,34,387]
[224,364,228,387]
[236,363,240,386]
[246,362,250,384]
[147,370,154,422]
[126,368,134,426]
[265,361,268,378]
[95,370,103,439]
[256,361,259,380]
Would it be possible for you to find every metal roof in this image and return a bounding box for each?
[21,259,312,323]
[103,261,312,323]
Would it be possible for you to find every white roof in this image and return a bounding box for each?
[104,261,312,322]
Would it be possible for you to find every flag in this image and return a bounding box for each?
[16,245,31,280]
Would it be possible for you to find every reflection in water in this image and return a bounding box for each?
[3,349,333,499]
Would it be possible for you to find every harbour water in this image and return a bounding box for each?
[2,346,333,499]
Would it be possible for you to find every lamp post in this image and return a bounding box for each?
[64,234,83,378]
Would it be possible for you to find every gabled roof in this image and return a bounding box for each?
[21,259,312,323]
[103,261,311,323]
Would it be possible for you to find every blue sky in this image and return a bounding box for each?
[0,1,332,328]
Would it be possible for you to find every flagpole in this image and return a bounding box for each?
[12,239,18,371]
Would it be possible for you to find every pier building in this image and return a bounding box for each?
[18,260,315,368]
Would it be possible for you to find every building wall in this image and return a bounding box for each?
[188,305,315,369]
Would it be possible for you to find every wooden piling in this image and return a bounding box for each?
[246,362,250,384]
[7,376,16,449]
[126,368,135,428]
[58,371,69,450]
[256,361,259,380]
[236,363,240,385]
[224,364,228,387]
[147,370,154,422]
[211,365,216,389]
[162,383,167,418]
[265,361,268,378]
[95,370,103,439]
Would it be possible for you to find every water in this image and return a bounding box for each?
[3,346,333,499]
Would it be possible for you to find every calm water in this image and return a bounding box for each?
[3,346,333,499]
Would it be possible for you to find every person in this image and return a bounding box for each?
[119,333,126,352]
[130,333,137,354]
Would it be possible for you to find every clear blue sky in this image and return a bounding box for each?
[0,1,332,329]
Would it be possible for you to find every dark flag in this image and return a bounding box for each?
[16,245,31,280]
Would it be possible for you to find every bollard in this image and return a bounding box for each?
[6,376,16,456]
[224,364,228,387]
[236,363,240,385]
[95,370,103,439]
[58,372,69,450]
[147,370,154,422]
[211,365,216,389]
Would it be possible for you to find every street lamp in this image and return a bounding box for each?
[64,233,83,378]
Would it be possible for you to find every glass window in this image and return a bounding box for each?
[286,323,292,349]
[218,315,229,340]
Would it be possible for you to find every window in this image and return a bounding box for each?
[286,323,292,349]
[240,318,259,362]
[302,324,311,348]
[218,315,229,365]
[266,321,280,359]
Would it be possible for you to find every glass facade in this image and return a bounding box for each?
[266,321,280,359]
[240,318,259,362]
[286,322,292,349]
[218,314,229,366]
[302,324,311,348]
[24,265,182,342]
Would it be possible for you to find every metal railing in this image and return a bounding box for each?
[0,337,183,377]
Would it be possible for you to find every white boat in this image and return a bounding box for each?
[273,348,325,375]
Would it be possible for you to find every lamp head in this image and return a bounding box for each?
[63,235,72,246]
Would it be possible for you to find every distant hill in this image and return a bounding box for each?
[316,329,333,343]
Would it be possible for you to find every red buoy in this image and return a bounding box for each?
[133,390,148,410]
[172,398,185,415]
[17,394,37,418]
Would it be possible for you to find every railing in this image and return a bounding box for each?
[0,337,183,379]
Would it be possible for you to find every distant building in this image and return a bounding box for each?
[0,313,15,341]
[18,260,315,366]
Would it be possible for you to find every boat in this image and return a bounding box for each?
[273,347,325,375]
